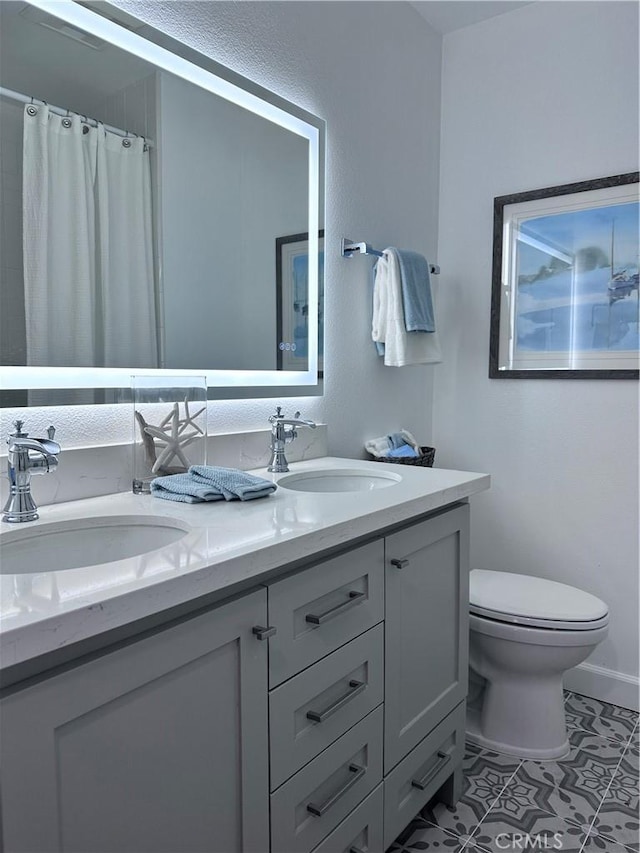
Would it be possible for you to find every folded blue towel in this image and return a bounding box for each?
[388,444,419,458]
[387,432,407,450]
[392,248,435,333]
[151,466,277,504]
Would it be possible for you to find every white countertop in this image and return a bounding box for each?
[0,457,490,670]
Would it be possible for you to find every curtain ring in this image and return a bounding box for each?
[26,105,38,117]
[62,117,72,129]
[122,137,132,148]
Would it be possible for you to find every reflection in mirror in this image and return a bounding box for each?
[0,0,324,403]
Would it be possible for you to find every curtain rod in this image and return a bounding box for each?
[0,85,155,149]
[341,238,440,275]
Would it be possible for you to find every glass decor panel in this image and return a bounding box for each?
[132,375,207,494]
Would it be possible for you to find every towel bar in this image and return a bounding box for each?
[341,238,440,275]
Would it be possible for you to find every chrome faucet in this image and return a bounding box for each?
[268,408,316,473]
[2,421,61,523]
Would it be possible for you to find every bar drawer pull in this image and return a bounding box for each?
[305,591,366,625]
[306,680,366,723]
[252,625,277,640]
[390,558,409,569]
[411,750,450,791]
[307,763,366,817]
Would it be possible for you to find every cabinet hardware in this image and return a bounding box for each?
[252,625,277,640]
[390,558,409,569]
[411,750,450,790]
[305,591,365,625]
[306,680,366,723]
[307,763,365,816]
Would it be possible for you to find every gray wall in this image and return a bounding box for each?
[434,1,639,703]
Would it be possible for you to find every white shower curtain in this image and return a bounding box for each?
[22,105,157,368]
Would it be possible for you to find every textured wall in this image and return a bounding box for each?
[435,1,639,695]
[1,2,442,458]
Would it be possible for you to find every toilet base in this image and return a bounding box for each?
[467,612,608,762]
[466,706,570,760]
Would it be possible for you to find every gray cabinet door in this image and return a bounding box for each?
[384,504,470,772]
[0,589,270,853]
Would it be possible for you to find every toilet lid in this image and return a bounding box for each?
[469,570,609,629]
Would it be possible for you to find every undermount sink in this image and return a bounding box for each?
[0,515,190,575]
[277,468,402,493]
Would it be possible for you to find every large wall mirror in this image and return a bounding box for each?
[0,0,325,404]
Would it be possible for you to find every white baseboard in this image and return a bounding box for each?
[565,662,639,711]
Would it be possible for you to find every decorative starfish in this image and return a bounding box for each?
[178,396,205,435]
[135,410,158,469]
[144,403,201,474]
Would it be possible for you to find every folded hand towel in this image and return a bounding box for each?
[372,249,442,366]
[366,430,420,459]
[388,444,419,458]
[365,436,392,458]
[400,429,419,452]
[387,432,406,451]
[151,466,277,503]
[190,466,277,501]
[150,473,224,503]
[395,249,435,332]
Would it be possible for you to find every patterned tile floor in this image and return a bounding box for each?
[388,692,639,853]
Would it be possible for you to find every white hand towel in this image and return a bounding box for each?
[372,249,442,366]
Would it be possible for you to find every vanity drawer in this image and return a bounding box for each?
[310,783,383,853]
[270,624,384,789]
[271,706,383,853]
[383,701,466,849]
[267,541,384,687]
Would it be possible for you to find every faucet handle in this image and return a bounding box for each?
[269,407,285,425]
[12,420,28,437]
[47,425,56,441]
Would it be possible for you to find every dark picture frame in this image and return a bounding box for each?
[489,172,639,379]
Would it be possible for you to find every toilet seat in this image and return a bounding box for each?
[470,570,609,631]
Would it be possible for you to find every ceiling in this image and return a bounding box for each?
[409,1,534,34]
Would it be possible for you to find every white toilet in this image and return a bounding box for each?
[467,569,609,760]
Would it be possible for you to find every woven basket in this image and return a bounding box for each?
[370,446,435,468]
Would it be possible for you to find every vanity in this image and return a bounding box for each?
[0,457,489,853]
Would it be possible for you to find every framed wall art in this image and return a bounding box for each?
[489,172,639,379]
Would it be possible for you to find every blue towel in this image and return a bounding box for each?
[387,432,405,450]
[393,248,435,333]
[388,444,419,458]
[151,466,277,504]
